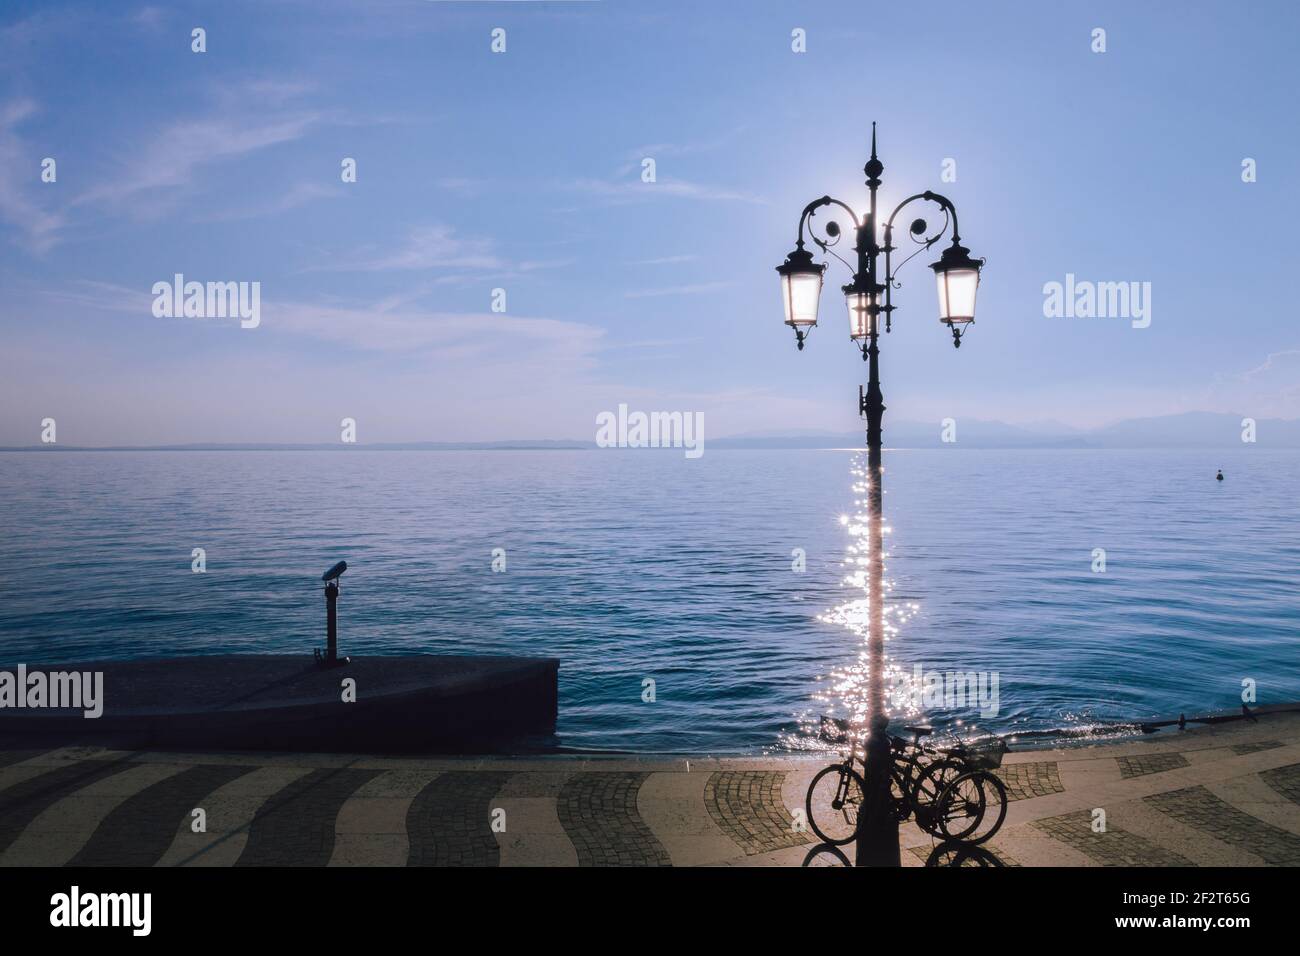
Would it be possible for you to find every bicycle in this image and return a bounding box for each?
[888,724,968,823]
[928,739,1008,844]
[806,718,1008,846]
[806,720,959,844]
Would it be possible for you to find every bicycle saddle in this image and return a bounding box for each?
[903,725,934,737]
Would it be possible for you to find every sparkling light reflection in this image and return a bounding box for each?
[781,451,922,752]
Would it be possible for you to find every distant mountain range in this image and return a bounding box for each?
[712,412,1300,449]
[3,412,1297,451]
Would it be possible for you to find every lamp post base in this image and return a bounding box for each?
[856,714,900,866]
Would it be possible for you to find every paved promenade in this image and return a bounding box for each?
[1,712,1297,866]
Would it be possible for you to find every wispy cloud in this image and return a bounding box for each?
[0,99,63,253]
[631,254,698,265]
[325,224,503,272]
[199,181,341,222]
[33,277,605,369]
[612,129,748,177]
[0,9,79,67]
[599,336,702,351]
[315,224,574,278]
[624,281,733,299]
[435,177,491,198]
[3,283,615,446]
[73,109,321,215]
[573,129,764,207]
[0,78,328,251]
[38,279,153,314]
[268,298,602,363]
[1243,349,1300,381]
[574,176,767,205]
[131,6,167,31]
[225,78,319,109]
[1203,349,1300,419]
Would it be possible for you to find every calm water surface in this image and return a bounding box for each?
[1,448,1297,752]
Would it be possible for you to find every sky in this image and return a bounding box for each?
[1,0,1298,445]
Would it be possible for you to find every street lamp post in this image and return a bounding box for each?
[776,123,984,867]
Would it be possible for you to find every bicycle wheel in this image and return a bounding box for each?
[924,841,1006,867]
[890,754,922,819]
[938,770,1007,844]
[802,844,852,867]
[806,763,866,846]
[911,759,966,835]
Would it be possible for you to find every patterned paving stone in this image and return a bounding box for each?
[1116,752,1189,779]
[704,771,804,855]
[1260,763,1300,806]
[1146,785,1300,865]
[2,762,187,866]
[329,770,439,867]
[235,768,380,867]
[0,750,48,772]
[497,771,570,799]
[1233,740,1285,756]
[70,764,256,866]
[0,735,1295,867]
[406,771,510,867]
[994,762,1064,801]
[1031,810,1192,866]
[557,772,670,867]
[155,765,314,867]
[0,758,137,855]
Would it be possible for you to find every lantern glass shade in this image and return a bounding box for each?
[935,266,979,325]
[846,290,877,340]
[781,269,823,328]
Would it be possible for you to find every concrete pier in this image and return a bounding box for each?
[0,655,559,753]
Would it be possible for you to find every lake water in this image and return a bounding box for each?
[1,448,1297,753]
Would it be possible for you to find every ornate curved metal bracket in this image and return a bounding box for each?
[797,195,863,277]
[880,191,959,332]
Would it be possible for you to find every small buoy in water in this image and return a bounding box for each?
[1216,470,1224,481]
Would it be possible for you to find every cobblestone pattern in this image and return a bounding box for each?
[993,762,1064,801]
[234,768,380,867]
[1146,785,1300,865]
[908,843,1020,867]
[557,772,670,867]
[406,771,510,867]
[0,758,136,856]
[704,771,805,855]
[1116,752,1189,779]
[1232,740,1285,756]
[1031,810,1192,866]
[0,750,48,771]
[70,764,255,866]
[1260,763,1300,806]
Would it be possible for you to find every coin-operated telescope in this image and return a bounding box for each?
[316,561,351,668]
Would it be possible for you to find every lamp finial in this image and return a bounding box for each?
[864,121,883,186]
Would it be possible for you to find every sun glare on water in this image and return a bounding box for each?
[780,452,922,752]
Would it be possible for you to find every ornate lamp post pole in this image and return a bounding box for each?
[776,123,984,866]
